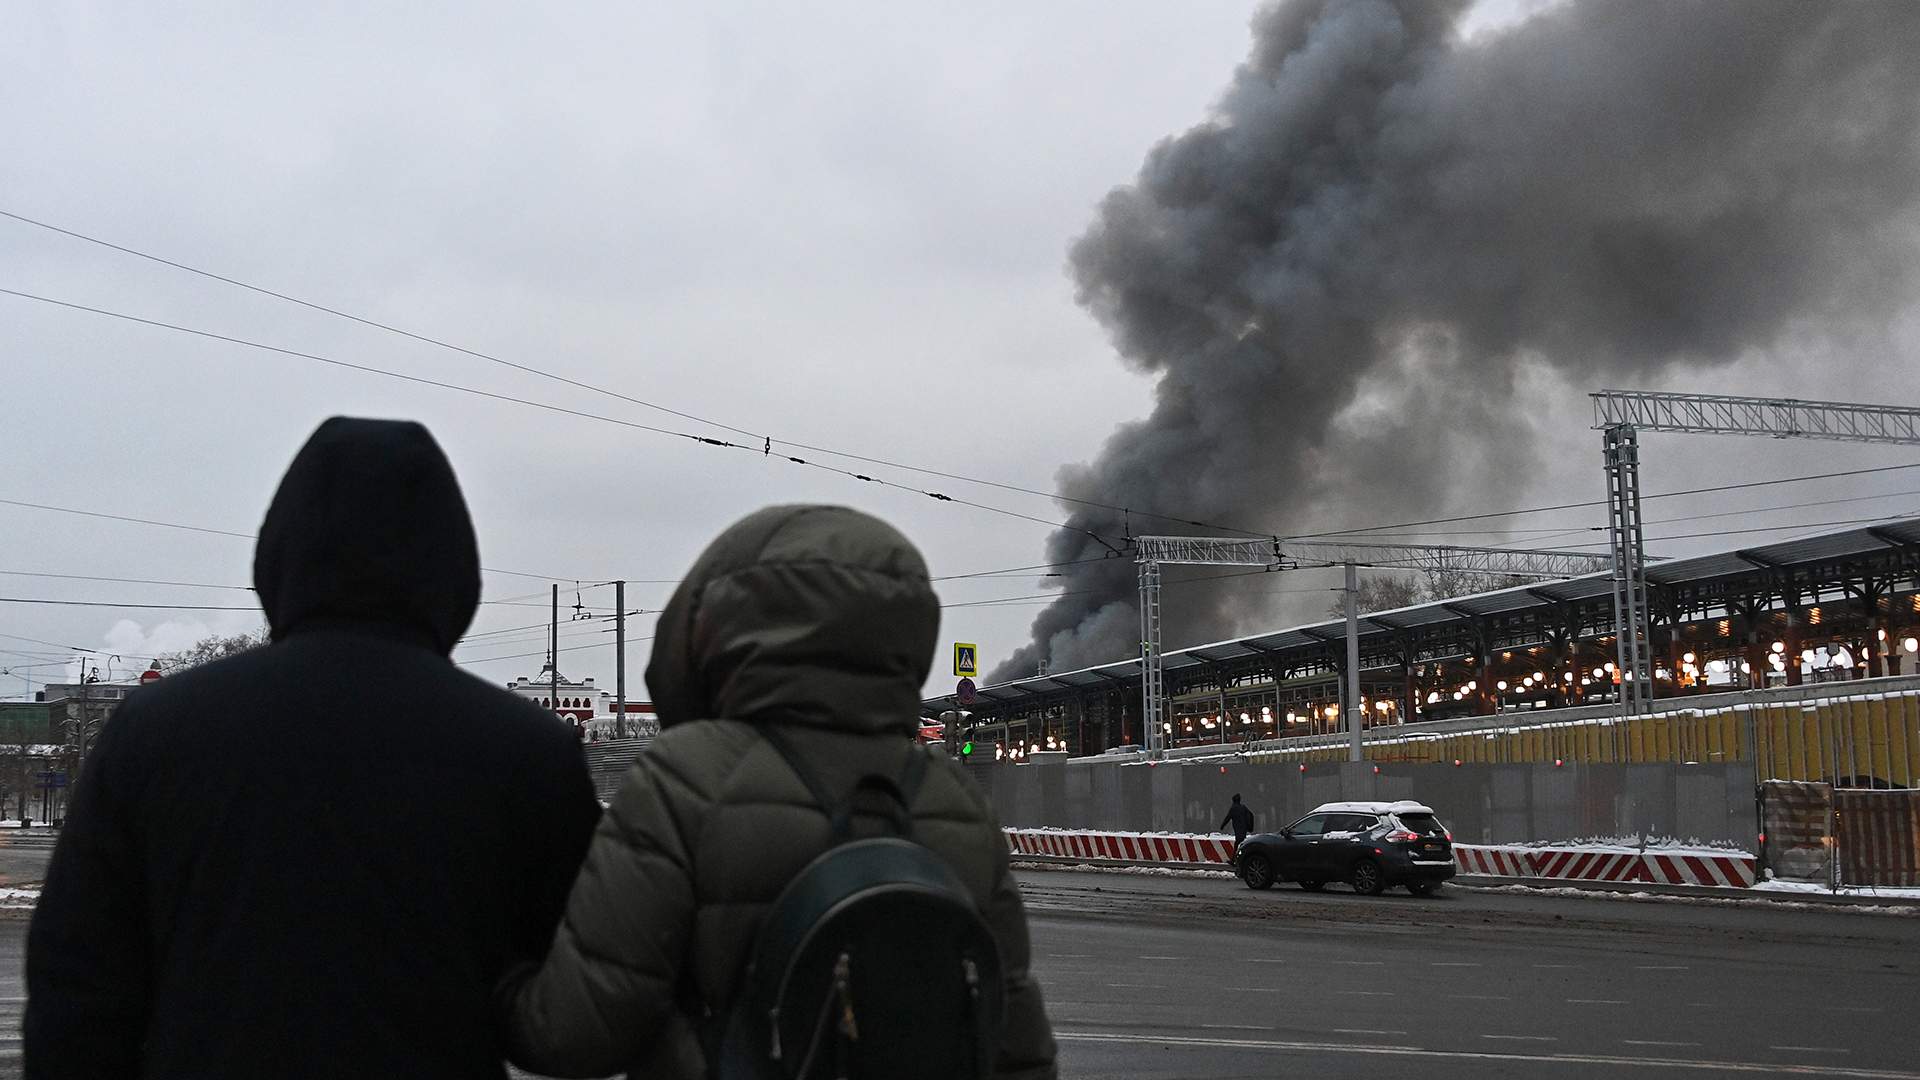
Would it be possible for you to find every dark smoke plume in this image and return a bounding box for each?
[993,0,1920,682]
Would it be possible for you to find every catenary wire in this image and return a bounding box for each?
[0,288,1128,550]
[8,212,1919,547]
[0,208,1271,539]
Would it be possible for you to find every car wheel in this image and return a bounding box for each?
[1349,858,1385,896]
[1240,853,1276,891]
[1406,881,1440,897]
[1297,880,1326,892]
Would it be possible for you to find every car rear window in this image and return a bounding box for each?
[1397,812,1447,837]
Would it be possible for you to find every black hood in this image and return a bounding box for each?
[253,417,481,654]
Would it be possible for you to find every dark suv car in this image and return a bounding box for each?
[1237,800,1454,896]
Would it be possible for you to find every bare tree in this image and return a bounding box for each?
[1327,574,1424,619]
[156,629,270,674]
[1328,570,1535,620]
[1416,570,1534,603]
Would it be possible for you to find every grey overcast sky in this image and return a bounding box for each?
[3,1,1917,703]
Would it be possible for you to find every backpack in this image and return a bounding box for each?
[707,728,1005,1080]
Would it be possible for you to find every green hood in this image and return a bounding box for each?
[645,505,939,735]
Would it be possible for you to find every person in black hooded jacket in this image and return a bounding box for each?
[24,417,602,1079]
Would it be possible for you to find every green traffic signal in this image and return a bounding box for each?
[961,741,974,756]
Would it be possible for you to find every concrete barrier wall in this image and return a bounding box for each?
[979,759,1757,847]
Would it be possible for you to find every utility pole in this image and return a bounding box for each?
[1345,562,1362,762]
[550,584,561,731]
[614,580,627,740]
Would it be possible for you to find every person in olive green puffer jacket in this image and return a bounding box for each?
[499,504,1057,1080]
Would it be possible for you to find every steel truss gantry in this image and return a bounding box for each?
[1135,536,1615,758]
[1592,389,1920,717]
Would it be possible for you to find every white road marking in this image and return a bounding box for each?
[1483,1035,1558,1042]
[1046,953,1092,959]
[1335,990,1395,997]
[1686,1002,1728,1008]
[1772,1047,1852,1055]
[1107,983,1165,989]
[1432,962,1482,967]
[1626,1040,1704,1048]
[1202,1023,1273,1032]
[1451,994,1510,1001]
[1138,955,1183,960]
[1243,958,1288,964]
[1532,963,1575,969]
[1334,1028,1410,1037]
[1635,965,1688,970]
[1223,986,1284,992]
[1057,1030,1920,1078]
[1331,960,1385,966]
[1570,999,1629,1005]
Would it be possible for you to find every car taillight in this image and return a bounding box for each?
[1386,830,1419,843]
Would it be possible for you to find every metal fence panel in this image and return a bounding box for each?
[1760,780,1832,883]
[1835,788,1920,887]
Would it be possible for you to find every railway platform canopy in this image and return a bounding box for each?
[928,517,1920,760]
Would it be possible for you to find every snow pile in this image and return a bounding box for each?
[1510,835,1751,854]
[1458,882,1920,917]
[1011,860,1234,880]
[0,887,40,909]
[1753,879,1920,900]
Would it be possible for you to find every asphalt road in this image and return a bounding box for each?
[0,855,1912,1078]
[1020,869,1920,1079]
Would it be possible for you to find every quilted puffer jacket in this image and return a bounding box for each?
[501,504,1056,1079]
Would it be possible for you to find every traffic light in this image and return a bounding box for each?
[961,740,974,756]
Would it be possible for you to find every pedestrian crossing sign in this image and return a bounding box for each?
[953,642,979,678]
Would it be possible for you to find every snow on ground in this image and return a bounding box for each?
[1455,882,1920,917]
[1505,835,1752,854]
[0,887,40,909]
[1753,879,1920,899]
[1011,860,1235,880]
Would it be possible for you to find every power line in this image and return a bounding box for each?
[0,288,1126,550]
[1286,460,1920,541]
[0,208,1267,539]
[0,630,117,656]
[0,495,584,583]
[0,597,259,611]
[0,568,253,591]
[10,211,1918,548]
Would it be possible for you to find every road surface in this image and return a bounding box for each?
[1020,869,1919,1078]
[0,859,1911,1077]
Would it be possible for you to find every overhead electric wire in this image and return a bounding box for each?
[1288,460,1920,541]
[0,208,1266,539]
[0,494,586,583]
[0,287,1127,552]
[0,596,259,611]
[12,209,1920,549]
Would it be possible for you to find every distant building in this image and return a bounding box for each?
[507,662,604,726]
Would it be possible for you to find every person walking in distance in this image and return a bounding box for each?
[1222,793,1255,853]
[499,505,1056,1079]
[25,418,602,1079]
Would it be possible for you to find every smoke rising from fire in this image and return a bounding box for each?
[991,0,1920,682]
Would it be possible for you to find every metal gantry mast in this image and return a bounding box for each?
[1591,389,1920,717]
[1134,536,1614,757]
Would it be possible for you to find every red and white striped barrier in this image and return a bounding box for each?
[1457,844,1757,887]
[1526,848,1649,884]
[1003,828,1236,866]
[1452,846,1531,878]
[1004,828,1757,888]
[1641,851,1759,888]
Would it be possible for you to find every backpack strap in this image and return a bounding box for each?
[761,726,930,843]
